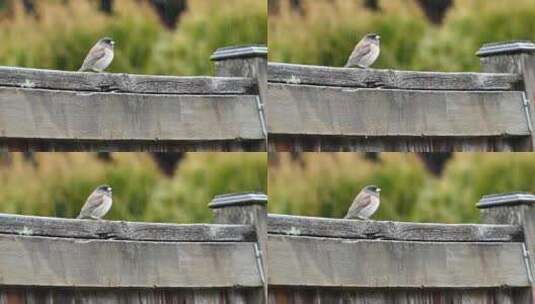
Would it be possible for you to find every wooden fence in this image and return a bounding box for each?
[266,40,535,152]
[1,192,534,303]
[0,45,267,152]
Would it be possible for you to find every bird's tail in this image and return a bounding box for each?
[76,214,83,219]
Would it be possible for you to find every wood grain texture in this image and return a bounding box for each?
[212,204,268,303]
[0,234,261,288]
[0,287,259,304]
[0,87,263,141]
[268,134,530,152]
[268,235,529,288]
[267,214,523,242]
[269,62,523,91]
[0,213,256,242]
[0,66,258,95]
[267,83,529,137]
[269,287,528,304]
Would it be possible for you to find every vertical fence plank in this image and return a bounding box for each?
[212,45,268,147]
[478,41,535,151]
[209,193,268,304]
[478,192,535,303]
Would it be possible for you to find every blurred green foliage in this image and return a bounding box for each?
[0,153,267,223]
[269,0,535,71]
[268,153,535,223]
[0,0,266,75]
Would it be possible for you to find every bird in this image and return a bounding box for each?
[344,33,381,69]
[344,185,381,220]
[76,185,113,220]
[78,37,115,72]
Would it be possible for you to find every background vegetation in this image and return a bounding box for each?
[268,153,535,223]
[269,0,535,71]
[0,153,267,223]
[0,0,267,75]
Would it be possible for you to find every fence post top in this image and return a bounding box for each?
[208,192,268,209]
[476,192,535,209]
[476,41,535,57]
[210,45,268,61]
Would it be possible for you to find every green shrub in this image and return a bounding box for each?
[0,153,267,223]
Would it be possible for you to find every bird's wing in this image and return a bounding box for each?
[78,190,105,217]
[345,40,372,67]
[344,191,372,219]
[79,44,107,71]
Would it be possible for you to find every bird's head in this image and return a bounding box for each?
[99,37,115,48]
[365,33,381,42]
[97,184,112,195]
[364,185,381,194]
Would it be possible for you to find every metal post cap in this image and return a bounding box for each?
[476,41,535,57]
[476,192,535,209]
[210,45,268,61]
[208,192,268,209]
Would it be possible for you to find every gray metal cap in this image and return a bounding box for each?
[210,45,268,61]
[208,192,268,209]
[477,192,535,209]
[476,41,535,57]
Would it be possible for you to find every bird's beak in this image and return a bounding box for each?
[377,188,381,192]
[111,41,115,46]
[377,35,381,40]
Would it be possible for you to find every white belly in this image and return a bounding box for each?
[92,195,112,218]
[358,196,380,219]
[94,48,114,71]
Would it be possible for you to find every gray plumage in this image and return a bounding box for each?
[344,33,380,68]
[78,37,115,72]
[344,185,381,220]
[77,185,113,220]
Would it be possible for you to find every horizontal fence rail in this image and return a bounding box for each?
[0,213,256,242]
[267,214,523,242]
[267,235,528,288]
[0,45,267,152]
[269,62,523,91]
[266,41,535,152]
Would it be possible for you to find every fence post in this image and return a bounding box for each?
[477,192,535,302]
[477,41,535,151]
[211,45,268,146]
[209,192,268,303]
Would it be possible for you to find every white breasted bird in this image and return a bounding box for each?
[78,37,115,72]
[344,185,381,220]
[77,185,113,220]
[344,33,381,69]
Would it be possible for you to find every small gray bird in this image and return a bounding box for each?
[76,185,113,220]
[78,37,115,72]
[344,185,381,220]
[344,33,381,69]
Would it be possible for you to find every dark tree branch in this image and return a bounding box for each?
[151,152,185,177]
[149,0,188,29]
[100,0,114,14]
[363,0,380,11]
[415,0,453,25]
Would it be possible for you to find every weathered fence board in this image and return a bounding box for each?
[267,214,523,242]
[269,134,530,152]
[267,83,529,137]
[0,287,258,304]
[268,287,528,304]
[0,87,262,142]
[0,213,255,242]
[0,234,261,288]
[267,235,528,288]
[0,66,258,95]
[269,62,523,91]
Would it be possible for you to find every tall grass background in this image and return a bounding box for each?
[0,153,267,223]
[269,0,535,71]
[269,153,535,223]
[0,0,267,75]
